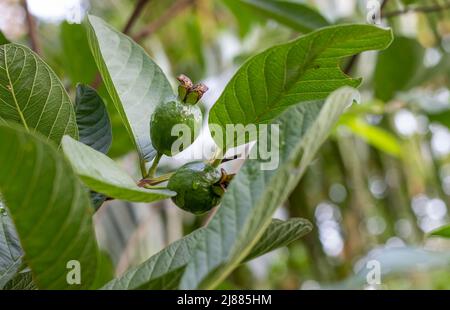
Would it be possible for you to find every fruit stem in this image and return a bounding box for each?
[210,147,224,168]
[147,152,163,178]
[138,171,174,187]
[139,158,147,178]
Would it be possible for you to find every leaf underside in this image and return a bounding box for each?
[62,136,175,203]
[103,218,311,289]
[87,15,174,165]
[75,84,112,154]
[244,218,312,262]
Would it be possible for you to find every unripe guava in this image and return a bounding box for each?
[167,161,224,215]
[150,99,202,156]
[149,74,207,157]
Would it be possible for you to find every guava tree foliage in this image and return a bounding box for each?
[0,11,392,289]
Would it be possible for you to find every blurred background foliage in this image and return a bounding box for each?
[1,0,450,289]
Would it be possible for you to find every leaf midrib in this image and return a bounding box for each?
[3,48,29,131]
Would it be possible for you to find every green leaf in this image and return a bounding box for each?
[429,224,450,238]
[60,22,97,85]
[0,123,113,289]
[102,218,310,289]
[0,204,23,289]
[3,267,37,290]
[240,0,329,33]
[62,135,174,203]
[222,0,259,38]
[75,84,112,154]
[339,115,402,157]
[0,31,9,45]
[374,36,425,102]
[183,87,359,289]
[87,15,175,171]
[209,24,392,149]
[103,227,205,290]
[243,218,312,262]
[75,84,112,211]
[0,44,78,143]
[428,110,450,129]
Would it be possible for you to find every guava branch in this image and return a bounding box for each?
[133,0,195,42]
[123,0,150,35]
[22,0,41,54]
[91,0,151,88]
[383,2,450,18]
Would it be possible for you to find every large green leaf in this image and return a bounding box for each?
[102,218,310,289]
[209,24,392,149]
[243,218,312,262]
[0,44,78,143]
[62,136,174,203]
[429,224,450,238]
[75,84,112,154]
[60,22,98,86]
[374,36,425,102]
[87,15,174,172]
[0,123,113,289]
[240,0,329,33]
[0,204,23,289]
[182,87,359,289]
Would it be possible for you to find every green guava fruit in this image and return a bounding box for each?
[150,99,202,156]
[167,161,224,215]
[149,74,207,157]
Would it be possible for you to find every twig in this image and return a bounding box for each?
[132,0,195,42]
[383,2,450,18]
[22,0,41,54]
[123,0,150,35]
[146,152,163,178]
